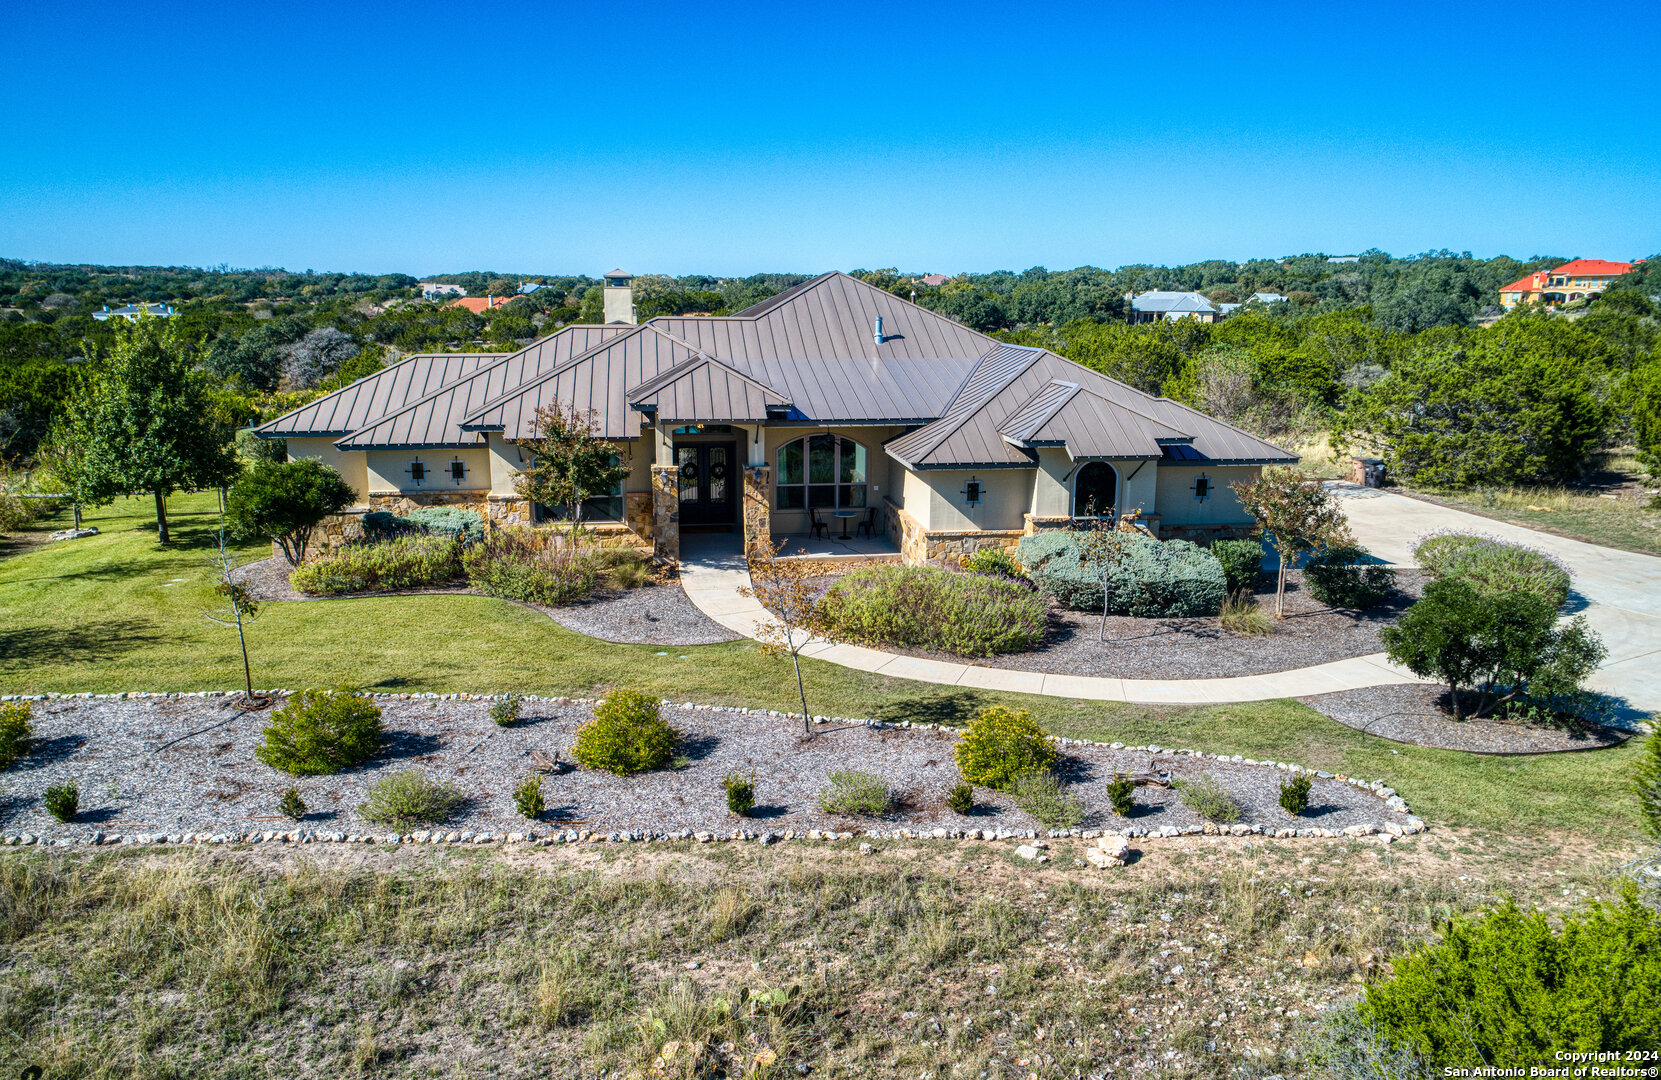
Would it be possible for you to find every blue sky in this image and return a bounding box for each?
[2,1,1657,276]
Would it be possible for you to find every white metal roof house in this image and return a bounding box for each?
[257,272,1293,565]
[92,302,175,321]
[1126,291,1223,324]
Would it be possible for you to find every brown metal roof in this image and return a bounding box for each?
[999,381,1192,459]
[256,351,502,437]
[628,355,790,423]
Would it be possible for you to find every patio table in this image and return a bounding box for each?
[833,510,859,539]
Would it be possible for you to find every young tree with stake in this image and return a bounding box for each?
[739,544,831,737]
[205,523,263,704]
[1232,466,1350,617]
[512,403,631,544]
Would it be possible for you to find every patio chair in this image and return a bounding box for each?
[855,507,879,538]
[808,507,829,539]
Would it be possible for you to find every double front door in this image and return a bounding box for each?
[675,442,737,526]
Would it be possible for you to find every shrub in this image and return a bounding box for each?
[1210,538,1264,595]
[490,695,522,727]
[818,769,890,816]
[1637,733,1661,839]
[572,689,678,775]
[1218,592,1274,636]
[1173,775,1241,823]
[817,565,1046,657]
[1107,774,1136,817]
[403,506,484,544]
[0,702,33,768]
[1351,893,1661,1069]
[255,685,384,775]
[1009,770,1085,829]
[595,547,653,589]
[463,528,601,606]
[357,769,465,826]
[513,774,545,820]
[1413,531,1572,609]
[0,490,35,534]
[946,781,975,815]
[964,546,1023,579]
[226,457,357,566]
[1279,773,1312,815]
[723,772,756,817]
[279,787,306,821]
[1305,544,1398,609]
[954,706,1057,791]
[1017,531,1226,617]
[44,782,78,823]
[289,535,462,595]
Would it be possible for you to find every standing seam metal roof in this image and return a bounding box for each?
[256,352,502,437]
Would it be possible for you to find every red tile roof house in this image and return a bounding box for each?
[1498,259,1635,308]
[256,271,1295,566]
[445,294,519,314]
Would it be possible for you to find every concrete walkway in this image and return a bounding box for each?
[677,534,1424,705]
[1329,482,1661,714]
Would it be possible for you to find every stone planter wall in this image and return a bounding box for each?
[742,465,771,561]
[650,465,680,566]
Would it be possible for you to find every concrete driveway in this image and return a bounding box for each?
[1332,482,1661,717]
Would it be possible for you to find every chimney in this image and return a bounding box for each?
[603,269,636,325]
[873,315,884,345]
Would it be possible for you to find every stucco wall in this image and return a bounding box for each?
[1120,459,1158,516]
[285,437,369,507]
[762,426,905,536]
[902,467,1032,532]
[1153,464,1259,526]
[365,448,491,495]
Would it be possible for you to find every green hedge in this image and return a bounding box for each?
[817,565,1047,657]
[289,535,462,595]
[362,506,484,544]
[1015,530,1226,617]
[1305,544,1398,609]
[461,528,600,606]
[1209,538,1264,595]
[1413,531,1571,609]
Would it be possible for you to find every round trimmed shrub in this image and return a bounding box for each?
[817,565,1046,657]
[954,706,1057,791]
[357,769,465,826]
[573,689,679,775]
[1210,538,1265,595]
[1305,544,1398,609]
[0,702,33,769]
[1016,531,1226,617]
[256,685,384,775]
[1413,531,1571,609]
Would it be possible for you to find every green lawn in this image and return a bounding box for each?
[0,493,1648,840]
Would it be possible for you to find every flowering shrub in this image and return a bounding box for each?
[817,565,1046,657]
[289,535,462,595]
[462,528,601,606]
[954,706,1057,791]
[1412,531,1571,609]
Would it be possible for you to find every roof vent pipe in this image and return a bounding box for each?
[873,315,883,345]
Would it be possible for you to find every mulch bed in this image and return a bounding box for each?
[0,697,1414,839]
[804,569,1424,678]
[233,555,738,646]
[1299,683,1634,754]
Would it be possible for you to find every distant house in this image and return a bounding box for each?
[445,295,518,314]
[1326,255,1360,264]
[919,274,950,287]
[1249,292,1287,305]
[92,302,175,321]
[420,282,466,300]
[1128,291,1222,324]
[1498,259,1634,308]
[517,282,544,294]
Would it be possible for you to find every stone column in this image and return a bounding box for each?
[650,465,679,566]
[742,465,771,561]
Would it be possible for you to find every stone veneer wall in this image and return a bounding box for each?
[885,498,1025,567]
[650,465,679,565]
[741,465,771,561]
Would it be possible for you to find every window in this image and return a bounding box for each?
[1072,462,1117,517]
[776,434,867,510]
[533,453,624,522]
[449,459,467,483]
[1193,476,1210,500]
[407,459,426,486]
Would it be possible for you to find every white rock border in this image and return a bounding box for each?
[0,690,1424,849]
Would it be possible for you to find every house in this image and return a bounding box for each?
[420,282,466,300]
[445,295,518,314]
[1326,255,1360,264]
[919,274,950,287]
[256,271,1295,566]
[92,302,175,321]
[1127,291,1223,324]
[1498,259,1634,308]
[1249,292,1287,305]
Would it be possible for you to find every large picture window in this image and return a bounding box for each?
[776,434,868,510]
[1072,461,1118,518]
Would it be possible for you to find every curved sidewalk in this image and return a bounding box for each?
[677,537,1424,705]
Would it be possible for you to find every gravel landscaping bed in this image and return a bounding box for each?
[234,555,738,645]
[805,570,1423,678]
[0,695,1418,842]
[1299,683,1635,754]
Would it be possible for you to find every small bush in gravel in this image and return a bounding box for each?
[596,548,653,589]
[289,534,462,595]
[817,565,1046,657]
[1305,544,1397,609]
[818,770,890,816]
[279,787,306,821]
[1413,531,1571,609]
[573,689,679,775]
[964,547,1023,579]
[954,706,1057,791]
[513,774,545,820]
[256,686,384,776]
[946,781,975,815]
[1174,775,1242,823]
[44,782,78,823]
[1279,773,1312,815]
[1218,592,1274,636]
[723,772,756,817]
[1210,538,1264,595]
[490,695,522,727]
[463,528,602,606]
[1107,774,1137,817]
[0,701,33,768]
[358,769,465,826]
[1009,770,1085,829]
[1017,531,1226,617]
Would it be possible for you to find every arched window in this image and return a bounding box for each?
[1072,462,1117,518]
[775,434,868,509]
